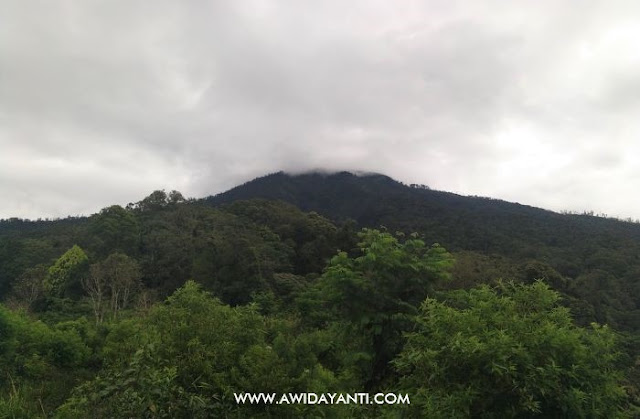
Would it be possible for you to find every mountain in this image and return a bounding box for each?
[207,170,640,268]
[206,171,407,224]
[2,170,640,415]
[3,170,640,331]
[205,170,640,331]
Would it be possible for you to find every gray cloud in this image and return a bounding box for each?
[2,1,640,219]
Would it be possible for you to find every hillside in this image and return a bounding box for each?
[206,171,640,256]
[3,171,640,330]
[207,171,640,328]
[1,171,640,416]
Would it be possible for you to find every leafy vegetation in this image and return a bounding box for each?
[0,171,639,416]
[396,282,626,417]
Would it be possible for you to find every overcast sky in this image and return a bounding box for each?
[2,1,640,219]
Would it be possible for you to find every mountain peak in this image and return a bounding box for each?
[273,168,394,182]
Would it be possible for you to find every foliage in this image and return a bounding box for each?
[224,200,341,274]
[7,264,47,309]
[0,305,93,416]
[44,245,89,297]
[300,228,454,388]
[1,174,639,416]
[209,171,640,333]
[395,281,628,418]
[84,252,141,323]
[57,343,213,419]
[88,205,140,257]
[59,281,339,417]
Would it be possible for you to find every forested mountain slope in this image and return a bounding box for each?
[0,171,639,416]
[207,171,640,258]
[207,171,640,331]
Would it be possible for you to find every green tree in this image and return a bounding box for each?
[89,205,140,257]
[59,281,338,418]
[0,304,92,416]
[132,189,185,212]
[44,245,89,297]
[0,237,58,300]
[0,305,16,363]
[167,190,185,205]
[301,228,454,388]
[394,281,628,418]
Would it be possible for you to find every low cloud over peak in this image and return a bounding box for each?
[2,1,640,219]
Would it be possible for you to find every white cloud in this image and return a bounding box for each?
[1,1,640,219]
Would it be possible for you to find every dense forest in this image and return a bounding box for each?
[1,171,639,417]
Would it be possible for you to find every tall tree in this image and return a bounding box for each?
[82,264,107,324]
[395,282,627,418]
[83,253,141,322]
[44,245,89,297]
[8,264,47,309]
[88,205,140,257]
[104,253,141,318]
[301,228,454,388]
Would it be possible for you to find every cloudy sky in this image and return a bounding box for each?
[2,1,640,219]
